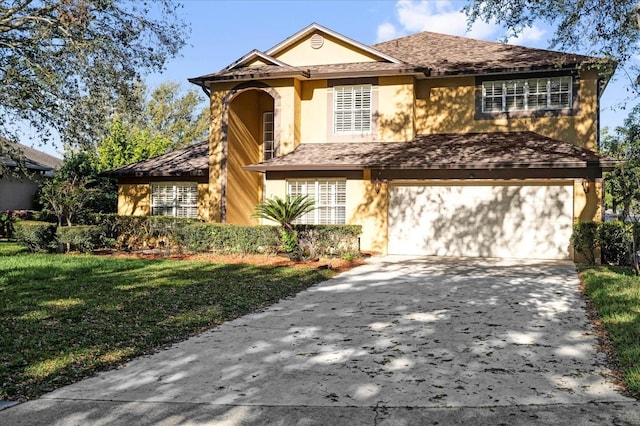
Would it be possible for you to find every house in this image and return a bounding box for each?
[0,140,62,210]
[113,23,617,260]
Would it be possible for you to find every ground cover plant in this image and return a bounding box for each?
[579,265,640,398]
[0,242,336,401]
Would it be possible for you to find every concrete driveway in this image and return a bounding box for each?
[2,256,639,425]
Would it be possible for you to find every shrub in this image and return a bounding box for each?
[13,221,57,253]
[572,221,640,266]
[295,225,361,257]
[571,222,600,264]
[0,210,16,239]
[599,222,632,265]
[175,224,281,254]
[57,226,107,253]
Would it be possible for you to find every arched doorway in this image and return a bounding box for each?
[225,88,277,224]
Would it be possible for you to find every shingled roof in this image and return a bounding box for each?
[244,132,618,172]
[190,25,607,84]
[106,141,208,177]
[1,140,62,173]
[372,31,597,75]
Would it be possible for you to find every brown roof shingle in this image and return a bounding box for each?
[372,31,600,75]
[107,141,209,177]
[190,26,608,84]
[244,132,617,172]
[1,139,62,172]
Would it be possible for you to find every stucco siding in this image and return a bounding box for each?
[118,184,150,216]
[415,71,599,149]
[273,31,380,66]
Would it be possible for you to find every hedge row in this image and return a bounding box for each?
[572,221,640,265]
[13,215,362,257]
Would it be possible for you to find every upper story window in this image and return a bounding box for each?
[263,111,275,161]
[151,183,198,218]
[482,76,572,113]
[334,84,372,135]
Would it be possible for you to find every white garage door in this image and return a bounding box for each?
[388,183,574,259]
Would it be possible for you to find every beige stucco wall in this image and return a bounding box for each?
[226,90,271,224]
[378,76,416,142]
[261,176,386,254]
[574,178,603,222]
[415,70,599,148]
[118,184,150,216]
[273,31,380,66]
[117,182,210,220]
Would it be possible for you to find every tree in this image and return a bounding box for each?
[0,0,189,166]
[601,105,640,221]
[252,195,316,259]
[39,151,116,225]
[464,1,632,83]
[96,81,209,171]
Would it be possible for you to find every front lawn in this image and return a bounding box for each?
[579,265,640,398]
[0,242,335,401]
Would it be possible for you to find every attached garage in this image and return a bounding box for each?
[388,182,574,260]
[245,131,617,258]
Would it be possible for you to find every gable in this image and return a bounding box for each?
[270,30,383,66]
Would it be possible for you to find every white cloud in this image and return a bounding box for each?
[376,22,400,42]
[393,0,497,40]
[508,25,547,47]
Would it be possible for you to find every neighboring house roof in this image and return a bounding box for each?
[106,141,209,177]
[244,132,618,172]
[0,140,62,174]
[189,24,609,85]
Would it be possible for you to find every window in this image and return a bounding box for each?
[151,183,198,218]
[263,112,275,161]
[287,180,346,224]
[482,76,572,113]
[334,85,372,135]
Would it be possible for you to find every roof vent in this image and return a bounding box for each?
[310,34,324,49]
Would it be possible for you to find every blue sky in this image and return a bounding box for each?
[38,0,638,156]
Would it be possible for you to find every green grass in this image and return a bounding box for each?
[0,242,334,401]
[579,265,640,398]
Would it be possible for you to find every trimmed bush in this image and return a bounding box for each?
[295,225,361,257]
[57,226,107,253]
[600,222,632,265]
[0,210,16,239]
[175,224,281,254]
[13,221,57,253]
[85,214,363,258]
[572,221,640,265]
[89,214,201,251]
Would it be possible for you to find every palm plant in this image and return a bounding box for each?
[252,195,316,257]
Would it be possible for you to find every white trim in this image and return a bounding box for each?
[263,111,275,161]
[333,84,372,135]
[222,49,292,71]
[287,179,347,225]
[265,23,403,64]
[482,76,572,113]
[151,182,198,218]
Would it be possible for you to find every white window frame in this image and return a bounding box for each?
[150,182,198,218]
[287,179,346,225]
[263,111,275,161]
[482,76,572,113]
[333,84,372,135]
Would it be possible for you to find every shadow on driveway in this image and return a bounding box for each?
[2,256,637,425]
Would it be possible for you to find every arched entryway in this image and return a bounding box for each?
[224,88,278,224]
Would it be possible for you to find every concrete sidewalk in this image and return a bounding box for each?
[2,256,639,424]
